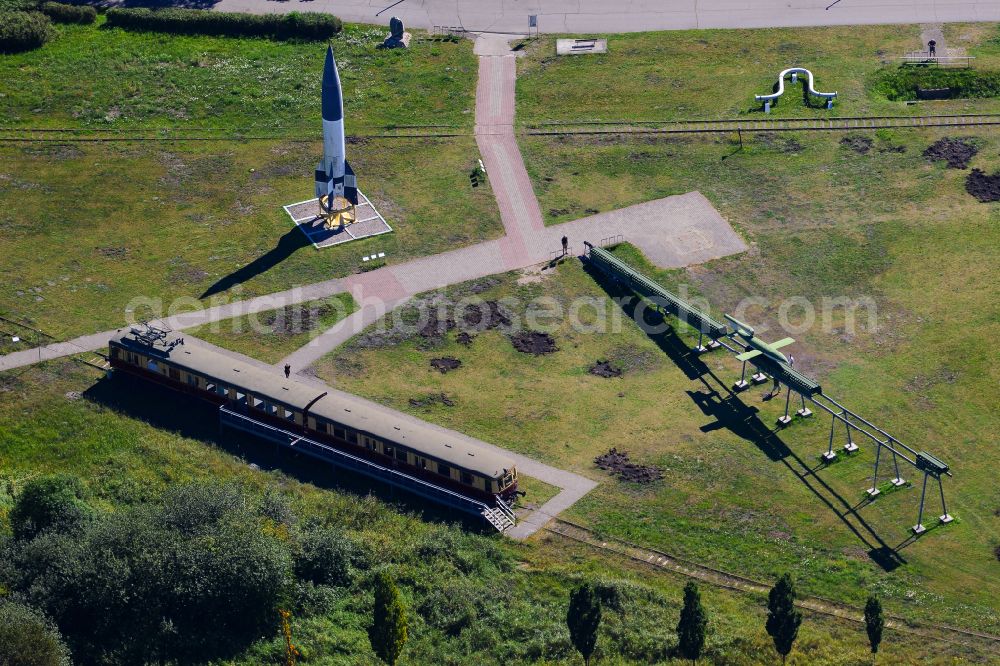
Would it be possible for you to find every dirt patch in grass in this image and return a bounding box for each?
[510,331,557,355]
[456,331,475,346]
[924,137,978,169]
[419,310,456,339]
[461,301,511,331]
[995,544,1000,563]
[409,392,455,408]
[756,133,804,154]
[430,357,462,373]
[840,135,873,155]
[96,246,128,259]
[594,448,664,484]
[966,169,1000,202]
[588,360,622,378]
[261,301,343,336]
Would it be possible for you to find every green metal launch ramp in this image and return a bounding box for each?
[583,241,952,536]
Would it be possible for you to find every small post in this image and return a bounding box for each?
[912,473,929,534]
[867,443,882,497]
[938,476,953,523]
[826,98,833,109]
[764,100,772,114]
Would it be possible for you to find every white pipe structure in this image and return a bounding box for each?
[755,67,837,111]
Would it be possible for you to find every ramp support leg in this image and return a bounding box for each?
[891,450,905,486]
[938,476,953,524]
[867,443,882,497]
[843,417,859,453]
[777,386,792,425]
[913,473,929,534]
[734,360,749,391]
[822,411,837,461]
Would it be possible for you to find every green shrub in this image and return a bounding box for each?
[874,67,1000,100]
[41,1,95,24]
[0,11,54,53]
[104,7,342,41]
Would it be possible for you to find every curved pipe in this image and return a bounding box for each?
[755,67,837,102]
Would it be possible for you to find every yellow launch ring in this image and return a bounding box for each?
[319,194,357,230]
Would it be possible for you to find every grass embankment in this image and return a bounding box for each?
[313,127,1000,635]
[0,360,986,664]
[0,20,477,130]
[0,21,499,339]
[516,24,1000,122]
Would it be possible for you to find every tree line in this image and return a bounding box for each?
[1,475,889,665]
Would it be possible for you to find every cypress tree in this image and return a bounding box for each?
[676,581,708,664]
[864,595,885,665]
[567,582,602,666]
[368,571,408,666]
[765,573,802,665]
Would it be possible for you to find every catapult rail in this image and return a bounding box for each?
[584,242,728,339]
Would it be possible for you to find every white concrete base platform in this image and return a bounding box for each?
[751,372,768,384]
[891,477,906,487]
[940,514,954,524]
[777,415,792,426]
[844,442,860,453]
[867,487,881,498]
[733,380,749,391]
[797,407,813,417]
[283,190,393,249]
[822,451,837,462]
[912,523,927,535]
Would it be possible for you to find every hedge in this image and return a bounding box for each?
[41,1,96,24]
[874,67,1000,101]
[0,11,54,53]
[105,7,342,40]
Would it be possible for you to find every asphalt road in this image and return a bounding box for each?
[211,0,1000,32]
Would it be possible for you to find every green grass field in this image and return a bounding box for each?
[0,21,499,341]
[0,136,500,339]
[517,24,1000,122]
[0,20,477,130]
[312,126,1000,635]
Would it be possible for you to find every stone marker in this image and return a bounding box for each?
[381,16,411,49]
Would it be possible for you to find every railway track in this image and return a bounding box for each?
[4,114,1000,143]
[543,518,1000,651]
[525,112,1000,135]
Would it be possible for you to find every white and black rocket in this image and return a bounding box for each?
[315,45,357,211]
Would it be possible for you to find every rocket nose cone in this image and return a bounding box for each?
[323,45,337,85]
[321,45,343,122]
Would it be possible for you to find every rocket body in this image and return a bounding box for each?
[315,46,357,210]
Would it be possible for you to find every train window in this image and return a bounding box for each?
[395,449,408,463]
[384,445,394,457]
[420,458,427,470]
[188,375,198,387]
[461,471,473,485]
[251,396,263,408]
[206,383,216,392]
[169,367,180,380]
[284,408,295,421]
[216,385,227,396]
[334,427,346,440]
[438,463,451,478]
[147,360,158,372]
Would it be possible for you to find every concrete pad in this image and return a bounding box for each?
[556,38,608,55]
[283,191,392,249]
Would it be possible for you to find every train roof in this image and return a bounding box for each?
[110,330,515,478]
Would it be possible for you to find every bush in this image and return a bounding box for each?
[0,11,54,53]
[105,7,342,41]
[41,1,95,24]
[0,601,71,666]
[874,67,1000,100]
[9,474,92,541]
